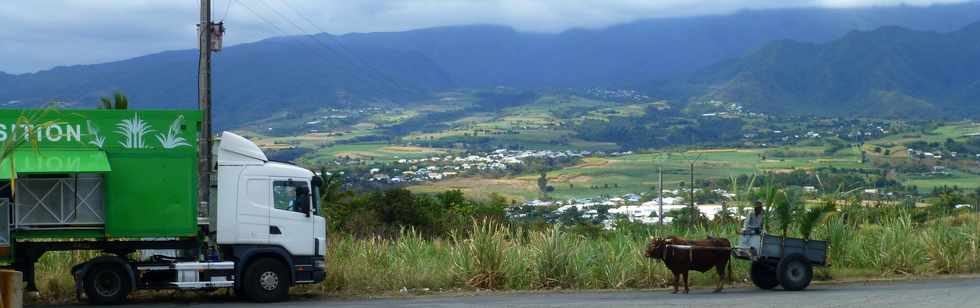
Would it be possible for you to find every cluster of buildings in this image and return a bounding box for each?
[698,101,756,118]
[583,88,651,102]
[907,148,978,162]
[739,119,897,147]
[520,189,739,228]
[366,149,594,184]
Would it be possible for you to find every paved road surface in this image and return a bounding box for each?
[42,277,980,308]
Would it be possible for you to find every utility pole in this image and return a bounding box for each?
[685,153,702,229]
[689,161,695,228]
[658,166,663,226]
[198,0,223,220]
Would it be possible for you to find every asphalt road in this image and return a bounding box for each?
[41,277,980,308]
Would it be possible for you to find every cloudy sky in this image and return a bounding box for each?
[0,0,970,74]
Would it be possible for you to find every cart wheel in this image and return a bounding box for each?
[777,254,813,291]
[750,261,780,290]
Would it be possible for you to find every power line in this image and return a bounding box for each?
[271,0,403,89]
[219,0,233,22]
[278,0,363,58]
[233,0,342,69]
[233,0,409,95]
[254,0,353,65]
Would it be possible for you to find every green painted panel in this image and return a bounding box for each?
[104,152,198,237]
[0,149,110,179]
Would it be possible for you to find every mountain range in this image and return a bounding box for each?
[1,2,980,127]
[687,21,980,118]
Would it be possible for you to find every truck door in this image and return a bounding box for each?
[237,178,271,244]
[269,179,315,256]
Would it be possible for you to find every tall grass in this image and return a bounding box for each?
[322,212,980,294]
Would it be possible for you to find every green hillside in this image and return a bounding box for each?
[689,22,980,118]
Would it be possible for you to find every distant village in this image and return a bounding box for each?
[513,188,740,229]
[337,149,635,184]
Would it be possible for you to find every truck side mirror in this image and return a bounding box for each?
[305,197,312,218]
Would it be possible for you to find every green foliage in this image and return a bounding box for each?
[537,171,550,199]
[451,220,508,289]
[934,192,967,211]
[323,186,507,237]
[532,224,580,288]
[667,206,709,228]
[769,189,799,237]
[99,91,129,109]
[799,201,836,240]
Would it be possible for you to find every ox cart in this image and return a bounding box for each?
[732,233,828,291]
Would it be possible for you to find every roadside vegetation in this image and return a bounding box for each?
[25,179,980,303]
[321,196,980,294]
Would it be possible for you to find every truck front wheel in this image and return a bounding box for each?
[242,257,290,302]
[83,264,132,304]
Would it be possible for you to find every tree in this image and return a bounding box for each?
[770,189,801,238]
[537,171,549,199]
[99,91,129,109]
[799,200,836,240]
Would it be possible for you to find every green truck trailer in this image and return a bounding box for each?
[0,109,326,304]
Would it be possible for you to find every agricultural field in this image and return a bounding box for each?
[870,121,980,146]
[303,142,453,165]
[402,94,623,151]
[905,169,980,192]
[410,147,867,201]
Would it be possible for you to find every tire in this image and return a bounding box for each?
[777,254,813,291]
[242,258,290,302]
[750,261,780,290]
[83,264,132,305]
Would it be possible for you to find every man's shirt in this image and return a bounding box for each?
[744,212,763,230]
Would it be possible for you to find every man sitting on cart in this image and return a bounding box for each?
[737,201,765,257]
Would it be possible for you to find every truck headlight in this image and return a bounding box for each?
[314,259,325,269]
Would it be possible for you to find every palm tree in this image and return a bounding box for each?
[0,107,56,207]
[798,187,842,240]
[799,200,836,241]
[99,91,129,109]
[318,168,351,207]
[771,190,797,239]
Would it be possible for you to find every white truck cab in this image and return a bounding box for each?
[201,131,327,300]
[214,132,326,257]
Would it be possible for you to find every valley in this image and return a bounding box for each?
[232,88,980,204]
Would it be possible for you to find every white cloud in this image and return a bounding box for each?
[0,0,972,73]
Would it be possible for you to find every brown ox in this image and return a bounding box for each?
[645,236,732,294]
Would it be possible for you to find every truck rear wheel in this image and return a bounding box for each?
[242,257,289,302]
[777,254,813,291]
[750,261,780,290]
[83,264,132,305]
